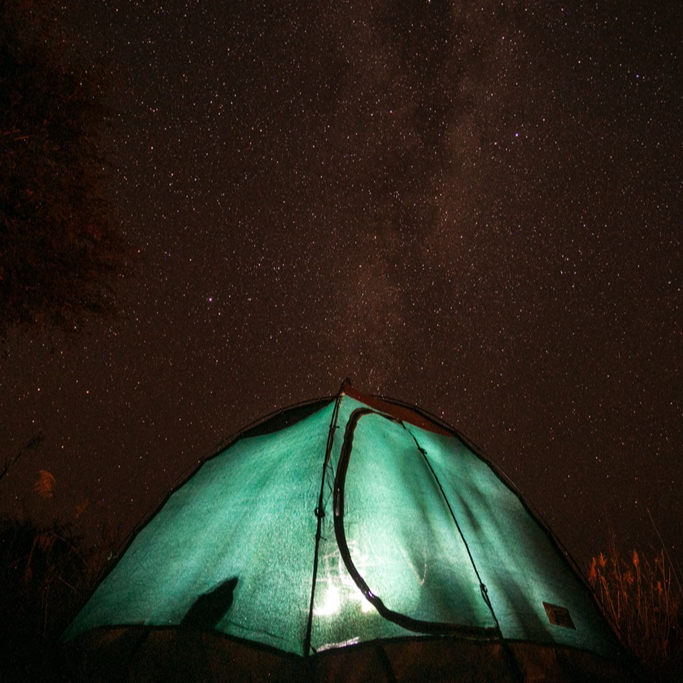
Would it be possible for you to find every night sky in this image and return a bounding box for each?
[2,1,682,572]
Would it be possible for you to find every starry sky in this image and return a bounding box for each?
[1,0,682,572]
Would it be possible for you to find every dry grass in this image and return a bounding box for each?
[588,537,683,679]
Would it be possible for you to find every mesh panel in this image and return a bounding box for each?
[406,424,621,657]
[65,402,333,654]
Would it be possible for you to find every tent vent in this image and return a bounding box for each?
[543,602,576,629]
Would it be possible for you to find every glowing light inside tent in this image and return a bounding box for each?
[314,545,376,617]
[315,585,341,616]
[314,584,376,617]
[361,595,374,613]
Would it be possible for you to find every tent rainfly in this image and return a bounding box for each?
[64,382,641,682]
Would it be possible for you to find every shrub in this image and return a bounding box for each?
[588,537,683,681]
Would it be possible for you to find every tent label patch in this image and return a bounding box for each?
[543,602,575,629]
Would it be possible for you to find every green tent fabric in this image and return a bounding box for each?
[64,383,640,682]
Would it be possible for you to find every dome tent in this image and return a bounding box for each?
[64,382,639,682]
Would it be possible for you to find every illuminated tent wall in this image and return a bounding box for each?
[64,383,639,682]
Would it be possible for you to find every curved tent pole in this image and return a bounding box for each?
[374,389,633,661]
[406,427,525,683]
[332,405,525,682]
[303,380,347,657]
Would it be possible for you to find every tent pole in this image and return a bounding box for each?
[303,381,346,657]
[410,430,525,683]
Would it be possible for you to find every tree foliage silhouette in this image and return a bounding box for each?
[0,517,97,680]
[0,0,130,335]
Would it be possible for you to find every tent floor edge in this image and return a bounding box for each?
[64,628,644,683]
